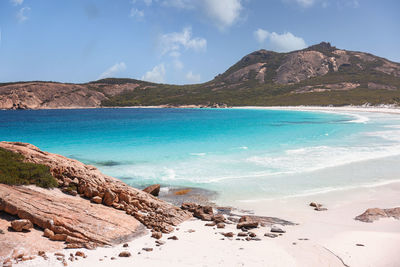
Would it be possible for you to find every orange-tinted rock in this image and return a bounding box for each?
[143,184,161,197]
[11,219,33,232]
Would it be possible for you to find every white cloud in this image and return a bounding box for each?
[294,0,315,7]
[254,29,307,52]
[98,62,127,79]
[159,27,207,55]
[142,63,166,83]
[16,7,30,23]
[186,71,201,83]
[161,0,243,30]
[254,28,269,43]
[130,8,144,19]
[11,0,23,5]
[202,0,243,30]
[144,0,153,6]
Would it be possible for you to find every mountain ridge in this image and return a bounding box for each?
[1,42,400,109]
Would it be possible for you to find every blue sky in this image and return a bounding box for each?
[0,0,399,84]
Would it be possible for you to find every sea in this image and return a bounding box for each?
[1,108,400,204]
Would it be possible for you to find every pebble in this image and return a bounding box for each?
[142,248,153,252]
[270,226,285,233]
[168,235,178,240]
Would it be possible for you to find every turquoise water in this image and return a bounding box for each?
[1,108,400,202]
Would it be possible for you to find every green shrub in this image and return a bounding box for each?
[0,148,58,188]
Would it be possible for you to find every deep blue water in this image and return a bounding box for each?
[1,108,400,201]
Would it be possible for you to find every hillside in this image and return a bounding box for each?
[1,42,400,109]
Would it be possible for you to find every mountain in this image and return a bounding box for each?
[1,42,400,109]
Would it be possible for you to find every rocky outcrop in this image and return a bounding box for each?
[0,142,191,234]
[355,207,400,222]
[0,184,144,248]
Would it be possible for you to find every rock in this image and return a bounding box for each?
[0,229,4,234]
[122,243,129,247]
[216,223,225,229]
[227,216,240,223]
[50,234,67,241]
[0,141,191,250]
[11,219,33,232]
[118,251,131,257]
[356,243,365,247]
[248,232,256,237]
[111,257,116,260]
[270,226,285,233]
[181,202,214,221]
[212,214,225,223]
[355,207,400,223]
[155,240,166,245]
[43,228,55,238]
[314,206,328,211]
[237,216,259,229]
[264,233,278,238]
[75,251,86,258]
[143,184,161,196]
[187,229,195,233]
[167,235,178,240]
[205,222,216,227]
[309,202,320,208]
[237,232,248,237]
[54,252,65,257]
[151,231,162,239]
[91,196,102,204]
[142,248,153,252]
[103,189,117,206]
[221,232,234,238]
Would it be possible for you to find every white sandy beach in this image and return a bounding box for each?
[18,106,400,267]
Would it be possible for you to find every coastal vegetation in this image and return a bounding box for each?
[0,147,58,188]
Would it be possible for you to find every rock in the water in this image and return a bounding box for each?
[270,225,285,233]
[143,184,161,196]
[355,207,400,222]
[118,251,131,257]
[91,196,102,204]
[11,219,33,232]
[237,216,259,229]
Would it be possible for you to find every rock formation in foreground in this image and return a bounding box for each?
[0,142,191,247]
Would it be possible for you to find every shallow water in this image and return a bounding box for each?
[1,108,400,202]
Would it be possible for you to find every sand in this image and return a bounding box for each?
[16,106,400,267]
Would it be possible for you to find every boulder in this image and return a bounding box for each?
[143,184,161,196]
[43,228,55,238]
[355,207,400,222]
[91,196,102,204]
[216,223,225,229]
[270,225,285,233]
[11,219,33,232]
[118,251,131,257]
[221,232,234,237]
[181,202,214,221]
[212,214,226,223]
[103,189,117,206]
[151,231,162,239]
[237,216,259,229]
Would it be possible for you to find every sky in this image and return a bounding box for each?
[0,0,399,84]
